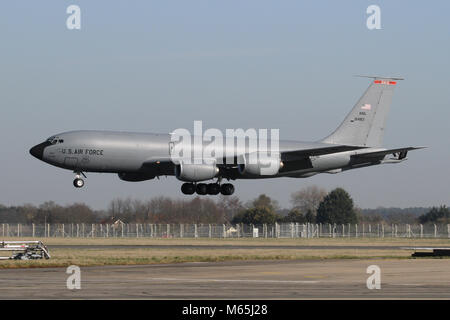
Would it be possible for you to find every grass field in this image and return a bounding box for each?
[1,237,449,269]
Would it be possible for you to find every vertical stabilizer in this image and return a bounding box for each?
[322,77,402,147]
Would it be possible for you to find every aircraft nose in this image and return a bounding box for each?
[29,141,50,160]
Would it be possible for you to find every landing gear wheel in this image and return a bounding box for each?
[196,183,208,195]
[207,183,220,195]
[220,183,234,195]
[73,178,84,188]
[181,183,195,195]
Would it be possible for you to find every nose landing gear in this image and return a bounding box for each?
[73,172,86,188]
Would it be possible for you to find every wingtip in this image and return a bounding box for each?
[409,146,427,150]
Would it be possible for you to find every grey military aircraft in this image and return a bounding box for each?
[30,77,423,196]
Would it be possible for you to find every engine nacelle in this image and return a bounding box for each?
[238,152,283,176]
[175,162,219,182]
[310,153,351,171]
[118,172,156,182]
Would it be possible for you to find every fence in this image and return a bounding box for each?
[1,223,450,239]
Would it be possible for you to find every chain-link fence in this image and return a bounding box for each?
[1,222,450,239]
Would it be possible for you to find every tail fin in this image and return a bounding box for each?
[322,76,402,147]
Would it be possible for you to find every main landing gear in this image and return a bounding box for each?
[181,182,234,196]
[73,172,86,188]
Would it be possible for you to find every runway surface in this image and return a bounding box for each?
[49,244,449,250]
[1,259,449,299]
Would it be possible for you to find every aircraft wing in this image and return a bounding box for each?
[142,146,422,164]
[351,146,425,160]
[143,145,368,167]
[141,146,423,176]
[280,145,366,161]
[144,145,366,166]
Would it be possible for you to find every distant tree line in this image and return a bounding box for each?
[232,187,358,225]
[359,207,430,224]
[0,186,447,225]
[107,196,243,224]
[0,202,100,224]
[418,206,450,224]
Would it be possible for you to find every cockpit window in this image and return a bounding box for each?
[46,136,63,144]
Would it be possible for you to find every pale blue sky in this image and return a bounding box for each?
[1,1,449,209]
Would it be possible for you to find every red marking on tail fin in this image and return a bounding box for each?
[374,80,396,85]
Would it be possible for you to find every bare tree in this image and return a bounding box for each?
[216,196,244,224]
[108,197,134,222]
[290,185,327,215]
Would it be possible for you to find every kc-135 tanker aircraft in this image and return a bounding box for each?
[30,77,423,196]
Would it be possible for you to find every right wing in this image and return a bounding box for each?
[221,145,366,167]
[279,145,367,173]
[142,144,369,175]
[281,145,366,161]
[351,146,426,161]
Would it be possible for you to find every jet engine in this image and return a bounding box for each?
[310,153,351,171]
[175,162,219,182]
[238,152,283,176]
